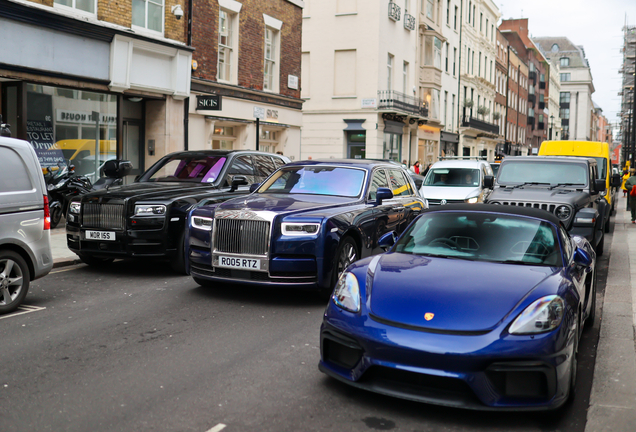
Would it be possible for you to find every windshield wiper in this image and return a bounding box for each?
[508,182,551,189]
[500,259,545,266]
[548,183,584,190]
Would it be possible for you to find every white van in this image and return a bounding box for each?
[419,159,495,205]
[0,137,53,313]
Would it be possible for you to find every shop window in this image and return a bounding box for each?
[132,0,164,33]
[383,133,402,162]
[54,0,95,14]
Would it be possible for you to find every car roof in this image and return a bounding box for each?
[162,149,284,158]
[501,155,597,165]
[422,203,563,226]
[286,159,401,169]
[429,159,489,168]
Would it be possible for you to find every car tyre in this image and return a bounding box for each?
[0,251,31,314]
[321,236,359,300]
[584,268,597,329]
[79,254,115,266]
[50,206,62,230]
[169,232,187,275]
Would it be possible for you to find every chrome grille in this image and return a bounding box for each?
[497,201,558,213]
[82,203,125,230]
[214,219,270,255]
[427,199,465,205]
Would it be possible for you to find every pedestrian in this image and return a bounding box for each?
[622,169,629,197]
[626,168,636,223]
[410,160,420,174]
[421,163,431,177]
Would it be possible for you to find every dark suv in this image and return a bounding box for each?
[66,150,288,272]
[486,156,609,255]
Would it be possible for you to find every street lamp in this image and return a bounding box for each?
[549,115,555,140]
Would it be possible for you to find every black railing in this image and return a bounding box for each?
[403,13,416,30]
[528,94,536,105]
[461,116,499,135]
[388,2,401,21]
[539,81,546,89]
[538,102,545,110]
[528,116,535,129]
[538,122,545,130]
[529,71,537,83]
[378,90,427,117]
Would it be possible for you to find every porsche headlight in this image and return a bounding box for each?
[332,272,360,313]
[69,201,81,214]
[192,216,213,231]
[555,205,572,220]
[134,204,166,216]
[509,295,564,334]
[282,222,320,236]
[465,196,479,204]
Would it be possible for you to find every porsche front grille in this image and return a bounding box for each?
[214,219,270,255]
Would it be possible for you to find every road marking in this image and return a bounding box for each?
[0,305,46,320]
[206,424,226,432]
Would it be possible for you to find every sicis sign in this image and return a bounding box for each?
[196,95,222,111]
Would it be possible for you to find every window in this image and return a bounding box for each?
[424,36,442,69]
[387,53,393,90]
[334,50,357,95]
[369,170,389,200]
[54,0,95,14]
[560,57,570,67]
[451,94,455,131]
[560,73,571,82]
[403,61,409,94]
[468,1,471,22]
[453,47,457,76]
[485,18,488,37]
[218,10,234,82]
[478,52,482,77]
[480,13,483,31]
[551,43,559,53]
[560,92,571,104]
[389,169,413,197]
[454,6,458,30]
[446,0,450,24]
[445,44,449,72]
[444,91,448,125]
[426,0,434,19]
[560,108,570,119]
[467,47,471,73]
[264,27,279,91]
[132,0,163,32]
[472,5,475,26]
[227,155,256,185]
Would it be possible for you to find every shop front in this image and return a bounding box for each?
[417,125,441,166]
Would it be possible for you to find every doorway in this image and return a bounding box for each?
[123,120,143,184]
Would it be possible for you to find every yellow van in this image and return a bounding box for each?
[539,140,622,229]
[46,139,116,175]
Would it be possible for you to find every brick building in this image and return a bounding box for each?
[0,0,192,181]
[188,0,304,160]
[494,29,508,151]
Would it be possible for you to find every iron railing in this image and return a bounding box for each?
[461,116,499,135]
[378,90,427,117]
[403,13,416,30]
[388,2,401,21]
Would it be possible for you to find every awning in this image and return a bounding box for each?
[343,119,366,131]
[384,120,405,134]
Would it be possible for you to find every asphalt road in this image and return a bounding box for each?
[0,229,610,432]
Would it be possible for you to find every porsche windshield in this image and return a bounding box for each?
[141,156,228,183]
[394,212,561,266]
[423,168,480,187]
[257,166,365,197]
[497,161,588,186]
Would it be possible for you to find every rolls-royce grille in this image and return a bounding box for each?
[82,203,125,230]
[214,219,270,255]
[496,201,558,213]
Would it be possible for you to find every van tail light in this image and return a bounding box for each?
[43,194,51,230]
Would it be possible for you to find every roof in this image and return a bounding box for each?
[422,203,562,226]
[532,37,590,68]
[164,149,284,158]
[429,159,490,169]
[501,155,597,165]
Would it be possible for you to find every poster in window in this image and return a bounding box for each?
[26,92,64,168]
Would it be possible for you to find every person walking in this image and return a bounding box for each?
[625,168,636,223]
[622,169,629,197]
[410,161,420,174]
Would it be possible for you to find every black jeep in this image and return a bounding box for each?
[486,156,609,255]
[66,150,289,272]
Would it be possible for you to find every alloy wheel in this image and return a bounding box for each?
[0,258,24,306]
[337,242,357,279]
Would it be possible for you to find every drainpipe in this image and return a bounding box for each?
[184,0,194,151]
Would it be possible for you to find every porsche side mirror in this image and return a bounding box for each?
[573,247,593,268]
[378,231,397,249]
[230,175,248,192]
[483,175,494,189]
[376,187,394,205]
[249,182,261,193]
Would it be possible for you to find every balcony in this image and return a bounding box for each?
[528,116,535,129]
[529,70,537,83]
[528,94,536,105]
[378,90,427,117]
[388,2,401,21]
[461,116,499,135]
[539,81,546,90]
[538,122,545,130]
[404,13,416,30]
[538,101,545,110]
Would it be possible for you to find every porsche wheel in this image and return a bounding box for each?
[0,251,31,314]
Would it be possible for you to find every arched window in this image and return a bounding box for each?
[551,44,559,53]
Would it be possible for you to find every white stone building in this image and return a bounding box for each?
[547,58,562,141]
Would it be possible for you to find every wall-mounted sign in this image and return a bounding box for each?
[196,95,222,110]
[56,109,116,124]
[266,109,278,120]
[361,98,377,108]
[254,106,266,120]
[288,75,299,90]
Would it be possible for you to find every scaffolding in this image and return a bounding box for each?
[620,24,636,166]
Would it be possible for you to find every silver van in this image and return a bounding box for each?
[0,136,53,314]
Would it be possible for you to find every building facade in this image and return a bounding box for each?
[188,0,304,161]
[533,36,595,143]
[618,25,635,166]
[0,0,192,182]
[547,58,562,141]
[504,46,528,155]
[301,0,424,163]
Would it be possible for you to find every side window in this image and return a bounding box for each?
[273,157,285,169]
[253,155,277,182]
[368,169,389,200]
[389,169,412,197]
[559,226,572,260]
[0,147,33,192]
[226,155,256,185]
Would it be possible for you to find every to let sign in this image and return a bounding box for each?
[196,95,222,110]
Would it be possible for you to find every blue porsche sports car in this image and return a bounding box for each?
[319,204,597,410]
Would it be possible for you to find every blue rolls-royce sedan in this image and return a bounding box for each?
[186,160,427,294]
[320,204,597,410]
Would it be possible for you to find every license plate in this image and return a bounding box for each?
[85,230,116,241]
[217,256,261,270]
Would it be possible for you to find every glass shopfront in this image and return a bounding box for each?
[25,84,117,181]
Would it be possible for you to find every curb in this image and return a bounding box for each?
[52,257,82,269]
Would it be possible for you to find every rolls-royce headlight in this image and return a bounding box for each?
[333,272,360,313]
[192,216,213,231]
[509,295,564,334]
[69,201,81,214]
[134,204,166,216]
[465,196,479,204]
[282,222,320,236]
[555,205,572,220]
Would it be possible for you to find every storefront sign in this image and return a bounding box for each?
[267,109,278,120]
[196,95,222,110]
[56,110,116,124]
[27,119,63,167]
[361,98,377,108]
[288,75,299,90]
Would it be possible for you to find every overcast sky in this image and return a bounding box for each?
[497,0,636,125]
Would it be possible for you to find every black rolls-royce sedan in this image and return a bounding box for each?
[66,150,288,272]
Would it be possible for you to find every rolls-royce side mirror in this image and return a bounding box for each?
[230,175,248,192]
[376,187,394,205]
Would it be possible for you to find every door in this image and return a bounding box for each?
[123,121,143,184]
[368,169,398,253]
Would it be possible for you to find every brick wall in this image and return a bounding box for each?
[192,0,302,99]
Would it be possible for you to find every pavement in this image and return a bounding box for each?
[48,201,636,429]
